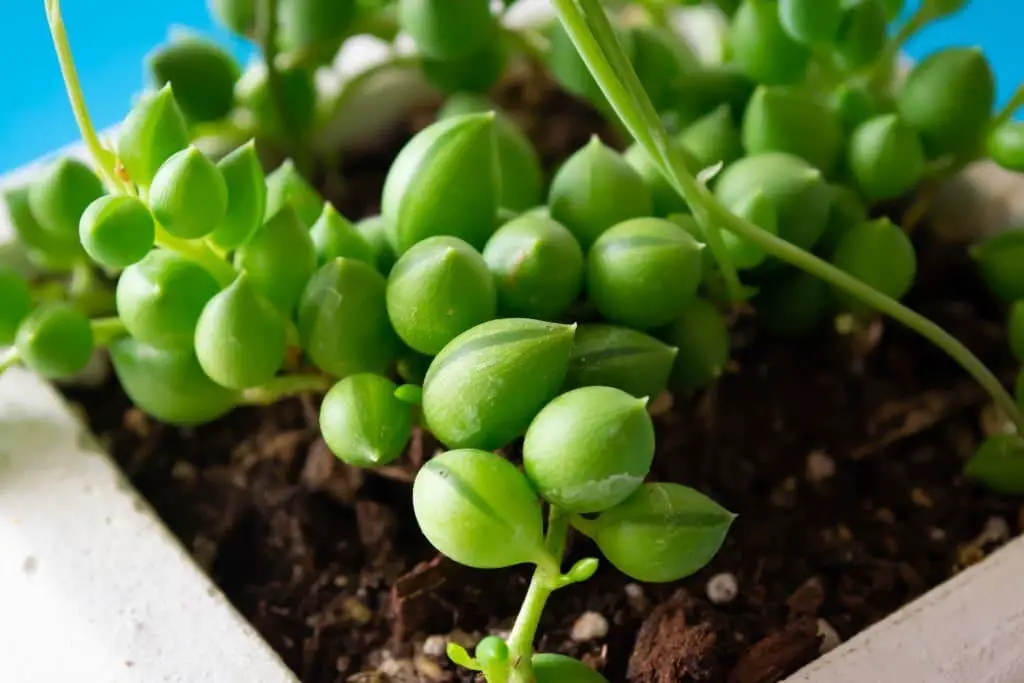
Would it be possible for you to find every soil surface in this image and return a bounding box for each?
[65,70,1024,682]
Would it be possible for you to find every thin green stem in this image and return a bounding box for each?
[154,225,236,287]
[0,348,20,376]
[505,507,570,683]
[90,317,127,345]
[258,0,311,173]
[551,0,1023,432]
[991,85,1024,131]
[241,373,333,404]
[43,0,123,192]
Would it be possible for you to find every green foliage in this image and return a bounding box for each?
[624,141,696,217]
[662,298,731,392]
[0,268,32,345]
[29,157,104,242]
[16,303,94,379]
[755,270,833,336]
[234,205,317,315]
[626,24,700,111]
[831,218,917,311]
[678,104,744,170]
[79,195,155,269]
[988,122,1024,172]
[721,189,777,269]
[237,64,318,138]
[117,84,190,187]
[972,231,1024,302]
[149,146,228,239]
[523,386,654,513]
[356,215,398,275]
[309,204,374,267]
[729,0,810,85]
[742,85,845,175]
[386,236,496,354]
[3,185,81,271]
[778,0,843,45]
[483,214,584,321]
[277,0,358,57]
[422,42,507,95]
[847,114,926,202]
[965,434,1024,495]
[533,654,610,682]
[211,141,267,250]
[832,0,888,70]
[319,374,412,467]
[564,324,678,399]
[829,81,890,134]
[264,159,323,228]
[398,0,496,60]
[147,35,240,123]
[208,0,256,35]
[1009,302,1024,361]
[413,448,547,568]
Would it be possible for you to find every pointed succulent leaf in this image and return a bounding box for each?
[79,195,155,268]
[150,146,228,239]
[817,184,869,256]
[663,298,731,392]
[422,41,506,95]
[319,374,412,468]
[210,141,267,250]
[310,204,374,266]
[533,654,609,683]
[397,0,496,60]
[848,114,926,202]
[147,35,240,123]
[972,231,1024,302]
[382,113,500,253]
[209,0,256,35]
[965,434,1024,495]
[549,137,653,250]
[673,65,755,125]
[386,236,496,355]
[742,85,845,175]
[117,84,190,187]
[587,218,703,330]
[564,324,678,399]
[626,24,700,111]
[778,0,843,45]
[524,386,654,513]
[590,483,735,583]
[264,159,323,228]
[624,141,696,217]
[678,104,744,170]
[110,338,237,425]
[987,121,1024,172]
[729,0,810,85]
[234,205,317,315]
[833,0,888,70]
[482,214,583,321]
[831,218,917,311]
[422,318,576,450]
[2,185,81,271]
[28,157,105,240]
[829,81,890,133]
[117,250,221,350]
[194,274,287,389]
[722,189,777,270]
[412,448,546,568]
[237,65,317,137]
[0,267,31,345]
[356,215,398,275]
[297,258,400,377]
[16,303,94,379]
[277,0,358,55]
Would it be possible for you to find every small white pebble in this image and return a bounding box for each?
[977,516,1011,546]
[571,611,609,643]
[805,451,836,484]
[816,619,842,654]
[624,582,647,612]
[929,527,947,542]
[706,572,739,605]
[422,635,447,658]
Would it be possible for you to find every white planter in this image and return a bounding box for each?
[3,4,1023,681]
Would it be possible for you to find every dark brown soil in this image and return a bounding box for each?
[64,71,1024,683]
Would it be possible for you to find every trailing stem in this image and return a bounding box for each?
[258,0,311,173]
[551,0,1023,432]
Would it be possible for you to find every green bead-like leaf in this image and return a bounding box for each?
[209,0,256,34]
[898,47,995,158]
[524,386,654,513]
[755,270,832,336]
[833,0,888,70]
[2,185,81,272]
[587,218,703,330]
[264,159,323,228]
[387,236,496,355]
[547,19,621,104]
[29,157,104,241]
[988,121,1024,172]
[210,141,267,250]
[422,41,506,94]
[831,218,917,311]
[722,189,778,269]
[533,654,609,683]
[150,146,228,239]
[549,137,653,250]
[117,84,190,187]
[663,298,731,392]
[972,231,1024,302]
[437,95,543,212]
[564,324,678,399]
[483,214,583,321]
[147,36,240,123]
[673,65,755,126]
[1008,301,1024,361]
[729,0,810,85]
[16,303,94,379]
[829,81,890,133]
[742,86,845,175]
[383,113,499,253]
[817,184,869,256]
[234,205,317,315]
[319,374,412,468]
[965,434,1024,495]
[590,483,735,583]
[297,257,400,377]
[626,24,700,111]
[398,0,495,60]
[0,267,31,345]
[880,0,905,20]
[117,250,221,350]
[848,114,926,202]
[624,141,696,217]
[277,0,358,55]
[237,65,317,137]
[412,448,546,568]
[678,104,744,170]
[1017,370,1024,410]
[356,214,398,275]
[79,195,155,268]
[422,318,576,450]
[714,152,832,252]
[109,338,237,425]
[778,0,843,44]
[310,203,374,266]
[194,274,287,389]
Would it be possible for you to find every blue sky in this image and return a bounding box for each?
[0,0,1020,173]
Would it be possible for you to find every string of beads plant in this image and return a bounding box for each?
[1,0,1024,681]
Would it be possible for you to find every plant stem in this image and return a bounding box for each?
[258,0,311,173]
[551,0,1024,432]
[505,507,570,683]
[241,374,333,404]
[991,85,1024,131]
[0,348,20,376]
[90,316,127,345]
[43,0,123,192]
[154,225,237,287]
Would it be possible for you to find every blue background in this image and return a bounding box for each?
[0,0,1020,173]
